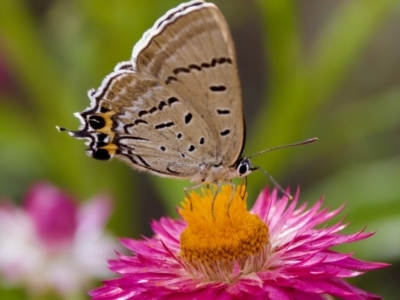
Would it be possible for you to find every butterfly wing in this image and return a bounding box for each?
[132,0,245,168]
[74,69,218,179]
[69,1,244,182]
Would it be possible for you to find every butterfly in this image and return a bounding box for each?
[58,0,316,193]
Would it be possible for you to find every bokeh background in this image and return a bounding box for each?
[1,0,399,299]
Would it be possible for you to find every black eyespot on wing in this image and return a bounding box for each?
[220,129,230,136]
[138,110,148,117]
[158,101,167,110]
[180,153,186,158]
[185,113,193,124]
[96,142,107,148]
[168,97,179,105]
[160,146,166,152]
[177,133,182,139]
[92,148,110,160]
[100,106,110,113]
[217,109,230,115]
[122,120,147,133]
[173,67,190,75]
[188,64,201,71]
[210,86,226,92]
[155,121,174,130]
[199,137,204,145]
[218,57,232,64]
[88,115,106,129]
[165,76,178,84]
[188,145,195,152]
[134,119,148,125]
[97,133,108,142]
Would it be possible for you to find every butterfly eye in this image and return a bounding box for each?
[237,158,251,176]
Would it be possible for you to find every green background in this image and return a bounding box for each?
[0,0,399,299]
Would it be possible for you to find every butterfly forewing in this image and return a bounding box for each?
[132,1,245,168]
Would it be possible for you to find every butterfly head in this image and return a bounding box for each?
[235,157,256,178]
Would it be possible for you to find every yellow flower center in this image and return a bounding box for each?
[179,185,270,282]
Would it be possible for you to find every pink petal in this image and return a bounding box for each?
[77,194,112,234]
[24,182,77,250]
[91,186,386,300]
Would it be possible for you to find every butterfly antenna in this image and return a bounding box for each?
[248,138,318,159]
[253,165,293,200]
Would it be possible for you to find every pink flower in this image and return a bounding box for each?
[0,182,118,296]
[90,185,387,300]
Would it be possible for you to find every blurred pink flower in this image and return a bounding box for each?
[90,185,387,300]
[0,182,118,296]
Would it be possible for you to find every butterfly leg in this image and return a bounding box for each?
[184,182,237,219]
[225,181,237,218]
[240,176,247,200]
[184,182,220,219]
[184,182,207,211]
[208,182,224,220]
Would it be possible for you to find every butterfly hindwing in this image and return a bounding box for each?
[78,71,218,179]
